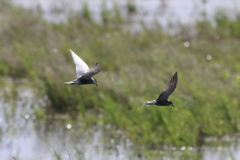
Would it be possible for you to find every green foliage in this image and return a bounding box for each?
[82,3,92,21]
[127,1,137,14]
[0,2,240,148]
[214,8,240,38]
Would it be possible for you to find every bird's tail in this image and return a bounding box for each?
[142,100,156,107]
[64,81,75,85]
[65,79,79,85]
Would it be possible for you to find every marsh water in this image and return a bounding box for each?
[3,0,240,159]
[12,0,240,30]
[1,85,240,159]
[1,83,240,159]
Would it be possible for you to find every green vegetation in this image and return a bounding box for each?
[127,1,137,14]
[0,1,240,150]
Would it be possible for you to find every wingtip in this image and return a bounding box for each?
[95,61,101,70]
[174,72,178,78]
[69,49,79,59]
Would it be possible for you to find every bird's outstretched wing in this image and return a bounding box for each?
[80,62,101,79]
[157,72,178,101]
[69,49,89,78]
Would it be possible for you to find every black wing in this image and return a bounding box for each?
[157,72,178,101]
[80,62,101,79]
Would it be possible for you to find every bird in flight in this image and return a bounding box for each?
[65,49,101,87]
[142,72,178,107]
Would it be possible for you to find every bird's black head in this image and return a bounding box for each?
[168,101,174,107]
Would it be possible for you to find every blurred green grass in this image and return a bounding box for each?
[0,1,240,147]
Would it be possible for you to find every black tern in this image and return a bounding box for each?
[65,49,101,87]
[142,72,178,107]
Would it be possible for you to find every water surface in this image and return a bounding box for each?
[0,85,240,160]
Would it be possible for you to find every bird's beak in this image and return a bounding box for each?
[172,104,174,108]
[95,83,98,87]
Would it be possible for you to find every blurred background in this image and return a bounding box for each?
[0,0,240,159]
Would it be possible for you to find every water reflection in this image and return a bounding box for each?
[0,88,136,160]
[0,86,240,159]
[11,0,240,29]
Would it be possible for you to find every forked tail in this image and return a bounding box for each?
[142,100,156,107]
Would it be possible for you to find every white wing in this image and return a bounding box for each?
[69,49,89,78]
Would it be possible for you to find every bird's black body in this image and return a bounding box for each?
[78,78,97,85]
[155,99,173,106]
[70,78,97,85]
[142,72,178,107]
[80,78,94,85]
